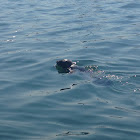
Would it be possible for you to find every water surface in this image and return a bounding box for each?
[0,0,140,139]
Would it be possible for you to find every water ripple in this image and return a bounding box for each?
[0,0,140,139]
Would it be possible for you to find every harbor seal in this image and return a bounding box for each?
[56,59,85,73]
[55,59,113,86]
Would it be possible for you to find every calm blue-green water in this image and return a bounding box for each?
[0,0,140,139]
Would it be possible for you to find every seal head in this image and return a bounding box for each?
[56,59,76,73]
[56,59,73,68]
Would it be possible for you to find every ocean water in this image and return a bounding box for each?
[0,0,140,139]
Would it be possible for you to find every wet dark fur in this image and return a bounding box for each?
[56,59,73,69]
[56,59,85,73]
[56,59,77,73]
